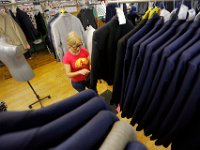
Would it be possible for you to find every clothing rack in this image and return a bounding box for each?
[107,0,183,4]
[0,0,77,6]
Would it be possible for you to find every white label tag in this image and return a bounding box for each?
[178,4,189,20]
[160,9,171,22]
[187,8,196,21]
[116,8,126,25]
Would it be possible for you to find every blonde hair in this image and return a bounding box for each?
[66,31,82,48]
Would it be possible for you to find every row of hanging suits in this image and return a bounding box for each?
[106,6,200,149]
[0,89,147,150]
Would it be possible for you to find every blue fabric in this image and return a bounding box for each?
[111,19,147,106]
[120,14,159,112]
[71,80,87,92]
[121,16,163,117]
[142,23,200,137]
[53,111,118,150]
[0,96,110,150]
[121,19,182,118]
[125,141,147,150]
[171,69,200,150]
[134,21,191,129]
[133,21,194,126]
[155,51,200,147]
[0,89,97,135]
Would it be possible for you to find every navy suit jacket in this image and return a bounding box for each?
[0,96,110,150]
[155,53,200,147]
[122,20,184,118]
[135,23,200,133]
[53,111,118,150]
[120,14,159,109]
[111,19,147,106]
[144,24,200,137]
[0,89,97,135]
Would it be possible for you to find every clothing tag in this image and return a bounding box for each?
[187,8,196,21]
[160,9,171,22]
[116,8,126,25]
[178,4,189,20]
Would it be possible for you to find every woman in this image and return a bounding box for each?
[63,31,90,92]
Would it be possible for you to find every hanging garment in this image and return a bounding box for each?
[111,19,147,106]
[47,13,59,59]
[0,13,29,53]
[90,16,133,90]
[122,16,166,117]
[16,8,39,41]
[0,97,110,150]
[144,41,200,141]
[143,40,200,137]
[131,20,192,127]
[138,21,192,122]
[171,70,200,150]
[133,21,200,131]
[52,111,118,150]
[141,22,200,137]
[99,121,137,150]
[35,12,47,36]
[123,19,185,120]
[51,13,85,61]
[133,20,192,113]
[0,89,97,135]
[0,42,34,82]
[77,8,97,30]
[155,50,200,147]
[118,14,160,109]
[156,53,200,146]
[84,25,95,58]
[121,17,178,118]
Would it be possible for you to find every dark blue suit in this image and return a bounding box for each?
[130,20,191,123]
[171,69,200,150]
[121,17,163,116]
[134,21,196,130]
[120,14,160,110]
[132,22,191,130]
[111,19,147,106]
[0,96,110,150]
[0,89,97,135]
[53,111,118,150]
[122,20,184,118]
[144,27,200,138]
[155,53,200,147]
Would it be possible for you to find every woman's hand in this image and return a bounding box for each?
[79,69,90,75]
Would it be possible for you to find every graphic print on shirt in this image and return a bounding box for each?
[75,58,89,69]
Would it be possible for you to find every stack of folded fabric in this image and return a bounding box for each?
[0,89,146,150]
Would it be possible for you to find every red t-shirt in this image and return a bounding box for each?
[63,48,90,82]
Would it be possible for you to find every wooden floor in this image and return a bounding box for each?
[0,50,170,150]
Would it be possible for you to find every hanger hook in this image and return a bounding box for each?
[182,0,185,5]
[173,0,175,9]
[162,0,165,9]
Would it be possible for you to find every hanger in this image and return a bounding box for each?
[160,0,171,22]
[142,0,153,20]
[187,0,196,21]
[177,0,188,20]
[148,0,160,19]
[59,4,67,14]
